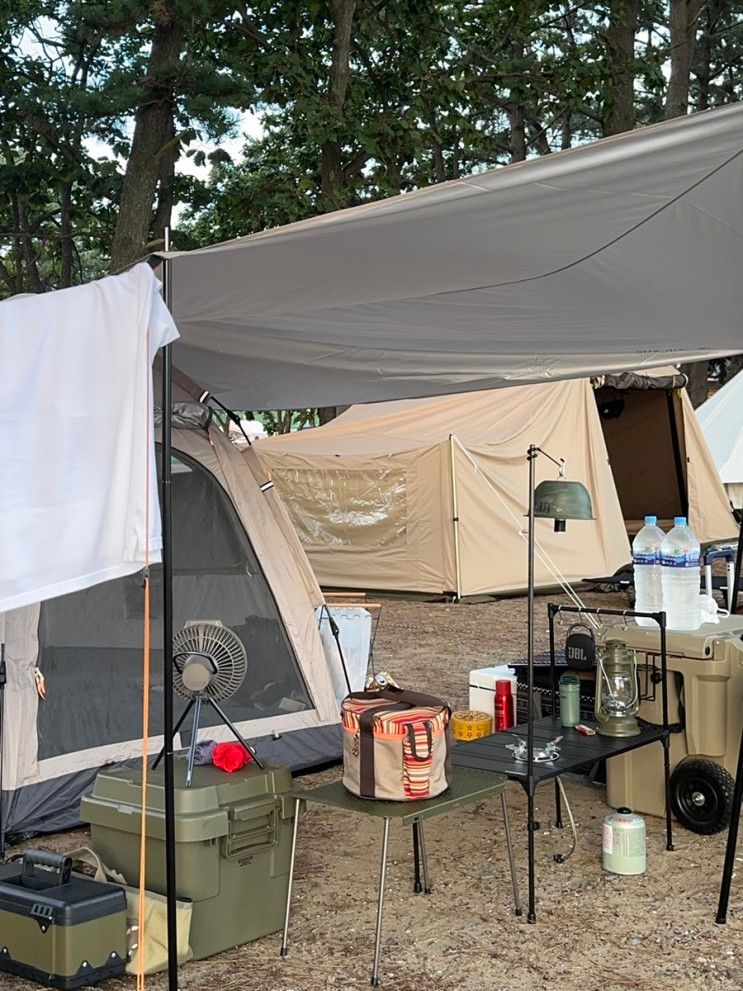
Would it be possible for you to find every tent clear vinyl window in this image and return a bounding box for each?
[36,448,312,760]
[272,468,408,548]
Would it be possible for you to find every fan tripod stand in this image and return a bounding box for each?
[154,693,264,787]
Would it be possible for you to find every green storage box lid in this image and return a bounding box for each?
[81,759,292,844]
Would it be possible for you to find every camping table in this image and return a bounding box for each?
[451,603,676,923]
[280,768,517,987]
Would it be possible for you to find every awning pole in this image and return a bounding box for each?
[161,229,179,991]
[449,434,463,601]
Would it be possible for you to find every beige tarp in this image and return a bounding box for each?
[257,376,736,596]
[162,104,743,410]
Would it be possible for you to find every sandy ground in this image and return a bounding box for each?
[3,592,742,991]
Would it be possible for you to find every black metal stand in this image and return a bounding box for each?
[453,604,674,922]
[152,694,264,785]
[160,239,179,991]
[547,605,674,857]
[0,643,6,861]
[715,516,743,922]
[321,605,352,695]
[526,445,537,922]
[412,821,422,893]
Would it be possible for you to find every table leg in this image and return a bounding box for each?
[418,820,432,894]
[280,797,301,957]
[412,821,422,893]
[500,791,522,916]
[371,818,391,988]
[553,778,563,829]
[527,785,537,923]
[662,736,675,852]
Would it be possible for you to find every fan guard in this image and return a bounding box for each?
[172,620,247,702]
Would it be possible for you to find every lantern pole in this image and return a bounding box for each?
[160,228,179,990]
[526,444,537,923]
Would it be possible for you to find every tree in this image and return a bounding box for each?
[665,0,707,119]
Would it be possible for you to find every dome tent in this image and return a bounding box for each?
[1,371,348,841]
[698,370,743,510]
[256,371,736,598]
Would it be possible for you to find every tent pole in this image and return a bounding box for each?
[161,229,179,991]
[449,435,463,601]
[526,444,537,923]
[732,516,743,615]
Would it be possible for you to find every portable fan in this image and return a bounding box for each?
[154,620,262,786]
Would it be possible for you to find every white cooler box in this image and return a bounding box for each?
[469,666,519,731]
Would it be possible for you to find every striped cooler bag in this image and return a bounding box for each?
[341,687,452,801]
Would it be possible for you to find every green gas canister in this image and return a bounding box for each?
[602,808,646,875]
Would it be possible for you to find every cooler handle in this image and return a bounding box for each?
[22,849,73,886]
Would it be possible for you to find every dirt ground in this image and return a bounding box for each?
[4,592,742,991]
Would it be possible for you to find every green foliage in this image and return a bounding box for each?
[2,0,742,305]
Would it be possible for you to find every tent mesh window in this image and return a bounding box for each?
[272,467,408,547]
[36,448,312,760]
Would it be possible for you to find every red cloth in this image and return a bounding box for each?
[212,742,252,773]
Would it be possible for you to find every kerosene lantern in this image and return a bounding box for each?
[595,639,641,737]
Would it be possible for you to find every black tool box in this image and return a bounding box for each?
[0,849,127,989]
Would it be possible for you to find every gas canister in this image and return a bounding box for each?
[602,808,646,875]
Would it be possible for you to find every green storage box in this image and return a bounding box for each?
[80,758,294,960]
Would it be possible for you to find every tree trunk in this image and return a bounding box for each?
[151,117,179,250]
[109,3,184,272]
[602,0,639,136]
[507,42,527,163]
[665,0,706,119]
[681,360,710,407]
[320,0,357,211]
[60,180,73,288]
[693,1,718,111]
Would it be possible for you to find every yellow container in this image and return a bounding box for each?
[451,710,492,741]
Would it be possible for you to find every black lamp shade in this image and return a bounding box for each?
[533,479,594,521]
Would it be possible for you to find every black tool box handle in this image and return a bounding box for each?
[22,849,73,886]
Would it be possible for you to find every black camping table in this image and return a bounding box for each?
[280,767,517,987]
[453,603,675,923]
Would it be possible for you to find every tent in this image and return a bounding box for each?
[2,373,348,840]
[2,104,742,977]
[256,371,736,597]
[698,371,743,510]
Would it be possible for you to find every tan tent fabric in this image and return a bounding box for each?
[3,382,338,806]
[257,376,736,596]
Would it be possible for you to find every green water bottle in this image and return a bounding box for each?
[559,673,580,728]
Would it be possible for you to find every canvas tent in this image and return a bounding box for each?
[257,372,736,597]
[2,373,348,839]
[698,371,743,510]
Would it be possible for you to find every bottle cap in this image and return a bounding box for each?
[644,515,657,525]
[674,516,687,526]
[495,679,512,694]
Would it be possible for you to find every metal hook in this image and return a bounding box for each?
[621,610,629,631]
[556,609,564,626]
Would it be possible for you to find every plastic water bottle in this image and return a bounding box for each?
[632,515,665,627]
[661,517,701,631]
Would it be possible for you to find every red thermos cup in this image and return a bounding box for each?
[494,680,515,731]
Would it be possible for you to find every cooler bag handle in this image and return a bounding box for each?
[357,701,411,798]
[22,849,72,886]
[405,722,434,762]
[350,686,451,717]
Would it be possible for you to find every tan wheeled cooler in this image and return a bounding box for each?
[603,616,743,833]
[80,758,294,960]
